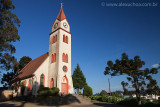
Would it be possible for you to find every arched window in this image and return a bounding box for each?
[52,36,55,44]
[66,36,68,44]
[63,35,66,42]
[63,53,65,62]
[16,82,19,92]
[50,78,54,88]
[66,54,68,63]
[51,54,54,63]
[40,74,45,87]
[29,79,32,90]
[55,35,57,42]
[28,79,30,90]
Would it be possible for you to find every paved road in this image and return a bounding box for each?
[0,101,125,107]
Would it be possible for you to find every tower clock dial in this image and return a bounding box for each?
[54,23,58,29]
[63,22,68,28]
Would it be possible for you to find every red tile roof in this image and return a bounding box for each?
[12,53,48,81]
[57,8,66,21]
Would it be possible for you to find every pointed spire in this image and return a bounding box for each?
[57,2,66,21]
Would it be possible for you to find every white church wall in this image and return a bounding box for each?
[32,57,49,95]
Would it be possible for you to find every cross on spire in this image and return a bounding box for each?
[61,2,63,8]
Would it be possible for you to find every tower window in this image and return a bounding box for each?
[66,36,68,44]
[51,53,56,63]
[66,54,68,63]
[62,53,68,63]
[51,54,53,63]
[63,34,68,44]
[52,35,57,44]
[54,53,56,62]
[63,35,66,42]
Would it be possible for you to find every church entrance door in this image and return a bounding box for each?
[61,76,68,94]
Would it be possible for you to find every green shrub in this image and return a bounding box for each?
[50,87,59,95]
[101,95,107,102]
[83,85,93,97]
[38,87,59,96]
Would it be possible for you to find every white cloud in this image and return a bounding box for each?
[152,64,160,68]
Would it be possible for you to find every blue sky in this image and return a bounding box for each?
[10,0,160,94]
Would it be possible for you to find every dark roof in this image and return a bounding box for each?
[12,53,48,81]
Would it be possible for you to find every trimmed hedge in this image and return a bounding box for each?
[38,87,59,96]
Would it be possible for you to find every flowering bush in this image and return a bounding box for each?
[90,95,123,104]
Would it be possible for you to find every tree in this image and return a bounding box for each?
[100,90,107,96]
[0,0,20,79]
[72,64,87,94]
[83,85,93,97]
[104,53,158,105]
[15,56,32,73]
[1,56,32,87]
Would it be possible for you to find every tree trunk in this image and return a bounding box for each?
[77,88,79,95]
[134,80,141,105]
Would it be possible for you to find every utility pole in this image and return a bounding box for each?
[108,78,111,96]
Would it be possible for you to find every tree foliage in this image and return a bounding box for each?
[0,0,20,74]
[100,90,107,96]
[72,64,87,94]
[83,85,93,96]
[104,53,158,104]
[1,56,32,87]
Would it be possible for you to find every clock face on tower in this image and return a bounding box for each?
[54,23,58,29]
[63,65,68,72]
[63,22,68,28]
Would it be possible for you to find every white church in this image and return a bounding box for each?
[11,5,74,95]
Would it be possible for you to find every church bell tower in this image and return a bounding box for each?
[48,4,74,94]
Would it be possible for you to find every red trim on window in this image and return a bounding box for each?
[50,78,54,88]
[16,82,19,92]
[63,53,65,62]
[30,78,32,90]
[54,53,56,62]
[63,35,66,42]
[28,79,30,89]
[66,54,68,63]
[66,36,68,44]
